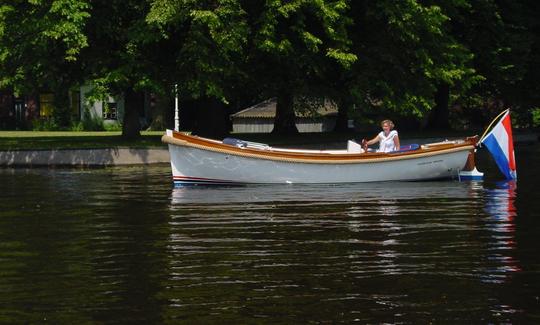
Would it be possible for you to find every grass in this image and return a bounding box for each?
[0,130,368,150]
[0,131,165,150]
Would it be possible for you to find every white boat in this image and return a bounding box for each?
[162,129,481,186]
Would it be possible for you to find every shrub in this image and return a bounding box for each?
[104,121,122,131]
[32,118,60,131]
[72,109,105,131]
[532,108,540,128]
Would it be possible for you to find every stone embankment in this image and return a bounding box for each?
[0,148,170,167]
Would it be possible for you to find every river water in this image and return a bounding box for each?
[1,145,539,323]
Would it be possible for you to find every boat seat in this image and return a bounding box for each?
[223,137,270,150]
[223,137,248,148]
[347,140,364,153]
[390,144,420,153]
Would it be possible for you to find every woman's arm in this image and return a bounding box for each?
[366,134,380,146]
[393,134,400,150]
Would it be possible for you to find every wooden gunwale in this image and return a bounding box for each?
[162,131,475,164]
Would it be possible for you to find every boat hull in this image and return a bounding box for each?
[164,132,474,185]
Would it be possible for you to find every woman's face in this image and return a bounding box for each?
[382,122,391,133]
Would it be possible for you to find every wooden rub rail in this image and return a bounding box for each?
[161,132,475,165]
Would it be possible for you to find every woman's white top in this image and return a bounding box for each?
[378,130,398,152]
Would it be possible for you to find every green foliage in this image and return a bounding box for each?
[103,122,122,132]
[0,0,90,92]
[45,0,91,61]
[33,114,106,132]
[80,115,105,131]
[526,107,540,128]
[251,0,356,71]
[147,0,249,102]
[0,0,91,129]
[32,118,60,131]
[1,0,539,131]
[68,114,122,132]
[440,0,537,123]
[342,1,481,119]
[69,121,84,131]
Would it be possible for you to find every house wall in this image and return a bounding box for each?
[232,117,336,133]
[80,85,125,124]
[296,118,336,133]
[232,118,274,133]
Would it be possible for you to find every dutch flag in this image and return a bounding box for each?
[480,110,517,180]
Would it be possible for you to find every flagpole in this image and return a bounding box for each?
[174,84,179,132]
[478,109,510,144]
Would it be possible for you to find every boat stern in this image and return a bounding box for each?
[459,143,484,181]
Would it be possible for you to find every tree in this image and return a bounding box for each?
[467,0,537,125]
[516,1,540,125]
[3,0,537,135]
[424,0,534,128]
[146,0,249,136]
[241,0,356,134]
[0,0,90,128]
[339,1,477,131]
[81,0,163,138]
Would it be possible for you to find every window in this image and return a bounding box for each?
[103,102,117,120]
[39,94,54,117]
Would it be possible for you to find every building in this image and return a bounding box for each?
[230,98,338,133]
[0,85,151,130]
[0,90,79,129]
[64,85,154,129]
[79,85,124,126]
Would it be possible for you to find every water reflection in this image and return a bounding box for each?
[165,180,525,321]
[481,181,520,283]
[170,181,482,205]
[1,164,536,323]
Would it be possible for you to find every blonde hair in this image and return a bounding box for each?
[380,119,394,129]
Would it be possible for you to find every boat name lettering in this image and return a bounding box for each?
[417,159,444,166]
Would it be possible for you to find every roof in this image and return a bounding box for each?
[231,98,338,119]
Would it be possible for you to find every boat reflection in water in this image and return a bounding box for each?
[481,181,520,283]
[166,180,521,321]
[170,181,482,205]
[169,180,520,278]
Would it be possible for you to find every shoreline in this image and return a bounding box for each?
[0,133,537,167]
[0,148,170,167]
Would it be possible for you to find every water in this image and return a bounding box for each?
[1,146,539,323]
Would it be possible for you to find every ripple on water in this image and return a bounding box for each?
[0,165,535,323]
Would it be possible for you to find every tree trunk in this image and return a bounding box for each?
[53,86,71,129]
[333,98,351,132]
[122,88,143,139]
[147,93,173,131]
[426,83,451,130]
[272,92,298,135]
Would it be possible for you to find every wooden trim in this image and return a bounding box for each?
[162,131,475,165]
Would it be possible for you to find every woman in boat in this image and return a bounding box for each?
[362,119,400,152]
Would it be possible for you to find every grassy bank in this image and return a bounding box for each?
[0,131,165,150]
[0,130,380,150]
[0,130,354,150]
